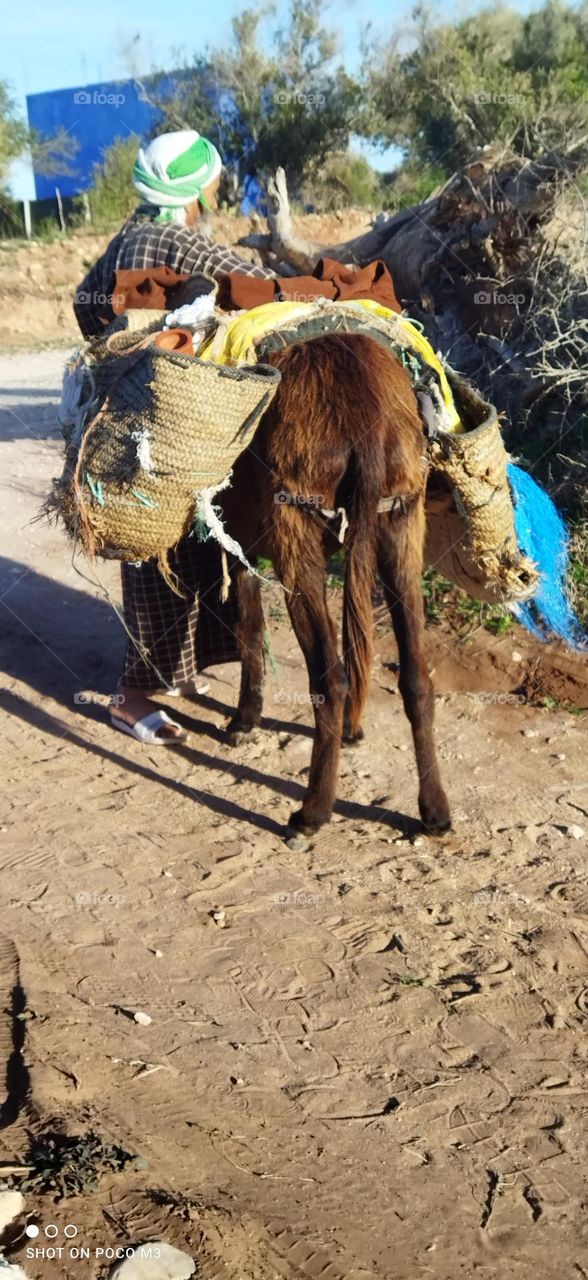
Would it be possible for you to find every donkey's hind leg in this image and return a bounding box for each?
[377,501,451,835]
[272,513,348,840]
[227,565,266,744]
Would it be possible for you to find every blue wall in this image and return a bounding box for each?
[27,75,267,213]
[26,78,163,199]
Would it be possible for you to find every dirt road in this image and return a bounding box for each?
[1,349,587,1279]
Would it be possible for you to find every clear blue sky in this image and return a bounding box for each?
[3,0,537,197]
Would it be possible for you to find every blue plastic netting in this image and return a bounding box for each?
[507,462,586,650]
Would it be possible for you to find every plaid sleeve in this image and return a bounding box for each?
[73,230,123,338]
[74,218,272,337]
[180,236,272,281]
[116,224,272,282]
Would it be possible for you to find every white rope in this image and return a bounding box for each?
[195,474,274,591]
[131,428,154,473]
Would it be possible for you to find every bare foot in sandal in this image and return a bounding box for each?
[113,688,185,742]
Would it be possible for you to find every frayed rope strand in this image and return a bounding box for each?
[193,474,281,593]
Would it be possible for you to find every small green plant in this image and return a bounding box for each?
[569,516,588,628]
[85,134,140,229]
[421,568,454,625]
[301,151,384,211]
[483,609,515,636]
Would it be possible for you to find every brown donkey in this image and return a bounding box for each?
[218,332,451,844]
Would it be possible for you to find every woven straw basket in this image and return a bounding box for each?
[53,327,281,564]
[424,372,538,603]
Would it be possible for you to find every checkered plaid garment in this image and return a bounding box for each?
[74,206,271,338]
[74,208,272,685]
[121,539,242,689]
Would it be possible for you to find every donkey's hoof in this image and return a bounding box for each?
[419,789,452,836]
[226,720,260,747]
[285,809,320,847]
[285,831,311,853]
[342,726,365,747]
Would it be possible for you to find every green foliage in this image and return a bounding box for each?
[86,1,587,215]
[157,0,361,194]
[301,151,383,210]
[0,77,78,200]
[421,567,454,625]
[0,192,26,237]
[422,567,516,635]
[0,82,28,192]
[85,135,140,229]
[32,218,64,244]
[381,162,447,210]
[363,0,588,177]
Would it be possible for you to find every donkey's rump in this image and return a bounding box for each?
[261,331,426,507]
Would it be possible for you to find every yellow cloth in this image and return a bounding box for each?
[198,299,462,432]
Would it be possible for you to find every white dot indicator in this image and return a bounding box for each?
[25,1224,39,1238]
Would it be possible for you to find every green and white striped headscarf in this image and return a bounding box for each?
[133,129,222,224]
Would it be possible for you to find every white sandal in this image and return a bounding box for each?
[111,709,187,744]
[154,678,210,698]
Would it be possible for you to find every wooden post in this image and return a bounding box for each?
[23,200,32,239]
[55,186,66,233]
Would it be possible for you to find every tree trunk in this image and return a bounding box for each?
[238,153,581,426]
[241,154,567,293]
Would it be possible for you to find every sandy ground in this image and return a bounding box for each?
[1,348,588,1279]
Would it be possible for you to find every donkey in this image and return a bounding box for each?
[218,332,451,845]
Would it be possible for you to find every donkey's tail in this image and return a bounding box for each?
[340,332,425,738]
[342,430,385,740]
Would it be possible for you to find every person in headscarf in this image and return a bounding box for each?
[73,131,272,743]
[74,128,268,337]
